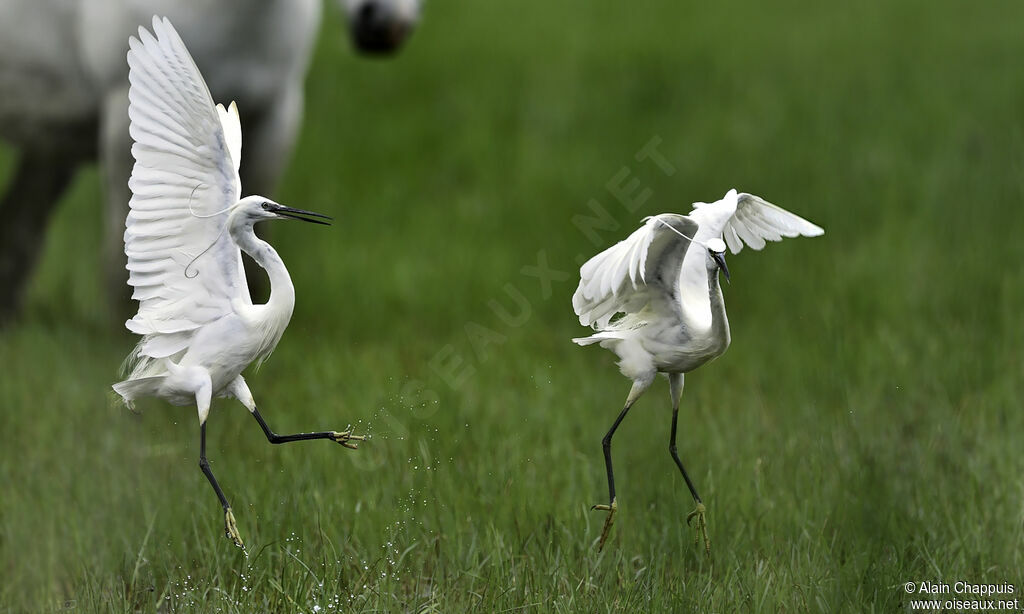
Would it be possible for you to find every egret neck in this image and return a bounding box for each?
[705,257,731,351]
[228,209,294,353]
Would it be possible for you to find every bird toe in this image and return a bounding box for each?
[593,499,618,551]
[685,503,711,555]
[330,429,366,449]
[223,507,245,549]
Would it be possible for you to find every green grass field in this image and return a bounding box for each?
[3,0,1024,611]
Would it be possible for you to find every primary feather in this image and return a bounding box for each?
[691,189,824,255]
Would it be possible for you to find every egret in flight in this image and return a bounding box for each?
[572,189,823,552]
[112,17,362,548]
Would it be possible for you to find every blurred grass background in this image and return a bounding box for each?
[2,0,1024,611]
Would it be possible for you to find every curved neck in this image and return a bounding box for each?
[706,265,730,342]
[231,223,295,318]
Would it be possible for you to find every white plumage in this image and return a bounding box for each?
[111,17,361,549]
[119,19,246,367]
[572,188,823,552]
[572,214,686,328]
[696,190,825,254]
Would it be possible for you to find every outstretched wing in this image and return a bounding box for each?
[572,214,699,328]
[124,16,246,338]
[694,191,823,255]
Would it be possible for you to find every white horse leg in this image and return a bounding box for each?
[0,150,80,323]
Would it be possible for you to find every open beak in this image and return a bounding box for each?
[272,205,333,226]
[712,252,730,284]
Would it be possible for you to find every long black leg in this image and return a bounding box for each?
[251,408,363,448]
[198,423,243,547]
[592,378,653,550]
[669,407,703,505]
[600,401,634,506]
[591,401,634,551]
[667,373,710,554]
[198,423,231,509]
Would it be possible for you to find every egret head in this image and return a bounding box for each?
[705,237,730,283]
[233,196,332,226]
[342,0,420,55]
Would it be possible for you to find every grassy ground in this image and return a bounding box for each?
[3,0,1024,611]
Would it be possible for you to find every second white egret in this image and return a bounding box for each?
[112,17,362,548]
[572,189,824,552]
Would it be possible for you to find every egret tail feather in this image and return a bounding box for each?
[112,375,167,405]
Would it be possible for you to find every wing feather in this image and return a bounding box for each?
[573,214,699,329]
[718,193,824,255]
[123,16,245,341]
[217,102,242,174]
[723,225,743,254]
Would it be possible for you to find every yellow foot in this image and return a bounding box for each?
[331,429,366,450]
[686,502,710,555]
[591,498,618,551]
[224,507,244,549]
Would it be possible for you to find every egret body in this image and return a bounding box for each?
[112,17,362,548]
[572,189,824,551]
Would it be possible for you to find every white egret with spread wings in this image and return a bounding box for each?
[112,17,362,548]
[572,189,824,552]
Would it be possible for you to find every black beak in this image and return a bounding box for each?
[272,205,332,226]
[712,251,730,284]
